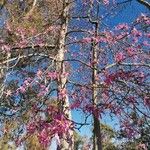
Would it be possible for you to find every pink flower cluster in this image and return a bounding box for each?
[46,71,59,80]
[136,143,147,150]
[103,0,109,5]
[58,88,67,99]
[37,84,49,97]
[104,71,133,85]
[115,52,125,62]
[120,120,138,139]
[125,47,135,56]
[27,122,37,134]
[144,97,150,108]
[1,45,11,52]
[136,13,150,25]
[27,111,73,147]
[131,28,142,37]
[17,78,32,94]
[38,129,50,146]
[84,104,101,118]
[115,23,129,30]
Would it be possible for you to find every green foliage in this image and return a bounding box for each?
[25,134,46,150]
[101,123,116,140]
[0,121,16,150]
[74,131,84,150]
[101,123,117,150]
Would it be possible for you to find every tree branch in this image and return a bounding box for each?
[137,0,150,10]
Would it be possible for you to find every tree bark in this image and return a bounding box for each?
[91,17,102,150]
[137,0,150,10]
[56,0,74,149]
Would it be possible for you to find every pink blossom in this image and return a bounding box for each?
[17,86,26,93]
[18,40,28,48]
[103,0,109,5]
[61,72,69,78]
[128,96,136,104]
[38,129,50,146]
[37,84,49,97]
[5,90,12,97]
[47,71,58,80]
[121,121,138,139]
[145,33,150,38]
[70,100,81,109]
[2,45,11,52]
[0,39,4,44]
[16,28,26,35]
[143,41,150,47]
[104,71,133,85]
[115,52,125,62]
[81,37,91,43]
[115,32,128,40]
[141,13,150,25]
[26,110,73,147]
[84,104,94,113]
[144,97,150,107]
[58,88,67,99]
[24,80,30,86]
[126,47,135,56]
[104,74,115,85]
[27,122,37,133]
[102,92,109,101]
[131,28,142,37]
[136,143,147,150]
[97,36,107,43]
[103,31,114,44]
[5,23,12,32]
[92,37,99,43]
[136,14,148,23]
[115,23,129,30]
[35,38,45,47]
[37,69,43,78]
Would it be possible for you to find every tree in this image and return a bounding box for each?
[101,123,117,150]
[0,0,73,149]
[0,0,150,150]
[67,0,149,149]
[117,117,150,150]
[66,0,149,149]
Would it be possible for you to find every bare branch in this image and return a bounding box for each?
[137,0,150,10]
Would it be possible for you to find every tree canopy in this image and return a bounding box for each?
[0,0,149,149]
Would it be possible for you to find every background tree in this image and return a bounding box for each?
[117,117,150,150]
[101,123,117,150]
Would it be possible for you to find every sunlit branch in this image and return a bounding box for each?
[137,0,150,10]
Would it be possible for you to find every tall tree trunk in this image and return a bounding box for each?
[56,0,74,149]
[91,20,102,150]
